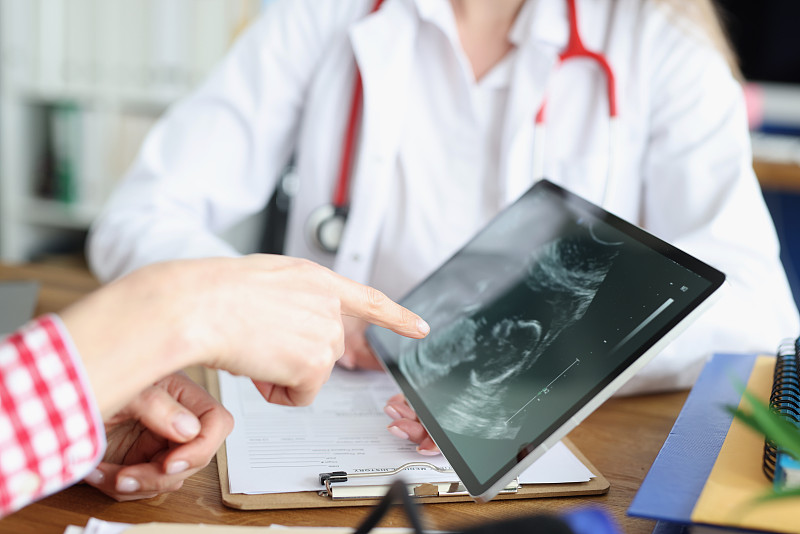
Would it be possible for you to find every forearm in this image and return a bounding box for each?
[67,253,431,416]
[59,262,197,418]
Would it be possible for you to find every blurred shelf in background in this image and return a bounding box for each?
[0,0,263,262]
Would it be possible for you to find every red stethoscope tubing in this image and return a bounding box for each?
[531,0,619,207]
[332,0,385,210]
[332,50,365,209]
[536,0,617,124]
[318,0,618,253]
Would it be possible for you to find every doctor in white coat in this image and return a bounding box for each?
[90,0,797,419]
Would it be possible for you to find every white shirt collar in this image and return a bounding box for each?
[510,0,568,47]
[410,0,569,49]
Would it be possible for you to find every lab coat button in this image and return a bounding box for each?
[352,254,361,262]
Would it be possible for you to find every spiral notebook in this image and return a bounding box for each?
[763,339,800,489]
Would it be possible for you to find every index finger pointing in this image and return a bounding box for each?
[327,273,429,339]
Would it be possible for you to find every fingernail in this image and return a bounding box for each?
[384,405,402,420]
[85,469,104,485]
[167,460,190,475]
[417,447,441,456]
[116,477,140,493]
[417,319,430,335]
[173,413,201,439]
[388,426,409,440]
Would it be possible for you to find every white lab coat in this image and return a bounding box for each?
[88,0,800,394]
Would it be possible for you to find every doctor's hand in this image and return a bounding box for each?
[338,316,383,371]
[84,371,232,501]
[384,394,440,456]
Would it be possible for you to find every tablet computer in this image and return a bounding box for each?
[365,179,725,502]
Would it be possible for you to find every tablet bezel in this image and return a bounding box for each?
[366,179,725,501]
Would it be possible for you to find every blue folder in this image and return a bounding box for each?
[627,353,759,531]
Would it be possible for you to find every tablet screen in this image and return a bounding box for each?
[366,179,724,499]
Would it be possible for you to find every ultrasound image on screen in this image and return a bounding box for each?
[368,181,717,487]
[398,224,621,440]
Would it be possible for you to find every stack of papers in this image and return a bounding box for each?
[218,368,595,495]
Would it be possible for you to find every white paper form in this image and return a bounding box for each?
[219,369,593,495]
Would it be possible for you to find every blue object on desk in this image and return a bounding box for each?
[775,451,800,491]
[562,507,621,534]
[627,353,757,523]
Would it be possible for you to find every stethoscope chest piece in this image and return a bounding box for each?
[306,204,349,254]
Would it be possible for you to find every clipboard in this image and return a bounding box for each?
[205,369,609,510]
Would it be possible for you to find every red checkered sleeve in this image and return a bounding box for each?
[0,314,105,518]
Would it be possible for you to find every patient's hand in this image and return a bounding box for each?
[384,393,440,455]
[84,371,233,501]
[338,317,383,371]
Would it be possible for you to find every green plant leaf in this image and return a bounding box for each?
[724,405,770,441]
[725,380,800,461]
[723,378,800,506]
[754,485,800,503]
[739,389,800,460]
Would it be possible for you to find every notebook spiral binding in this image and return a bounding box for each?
[763,338,800,481]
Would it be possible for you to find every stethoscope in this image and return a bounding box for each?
[306,0,618,255]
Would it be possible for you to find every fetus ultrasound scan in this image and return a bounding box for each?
[397,222,621,441]
[367,180,724,497]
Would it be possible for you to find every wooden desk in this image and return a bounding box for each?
[755,159,800,192]
[0,262,686,534]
